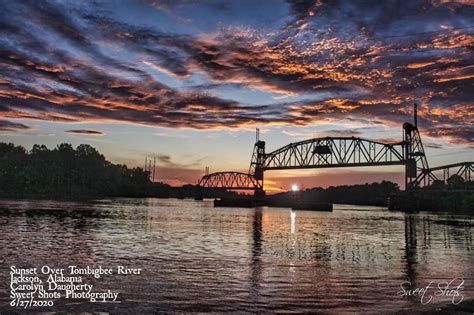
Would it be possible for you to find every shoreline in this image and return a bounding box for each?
[0,194,473,215]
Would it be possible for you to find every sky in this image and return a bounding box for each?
[0,0,473,192]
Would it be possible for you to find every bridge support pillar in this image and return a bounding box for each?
[403,122,430,190]
[250,140,266,194]
[254,188,265,199]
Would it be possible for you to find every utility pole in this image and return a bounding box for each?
[153,157,156,182]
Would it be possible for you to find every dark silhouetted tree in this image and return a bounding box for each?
[0,142,152,198]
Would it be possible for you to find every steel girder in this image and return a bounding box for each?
[428,162,473,183]
[198,171,262,190]
[197,129,471,192]
[264,137,405,170]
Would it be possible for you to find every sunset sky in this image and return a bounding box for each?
[0,0,473,191]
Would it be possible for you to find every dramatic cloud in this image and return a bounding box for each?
[66,129,104,135]
[0,0,472,144]
[0,120,30,132]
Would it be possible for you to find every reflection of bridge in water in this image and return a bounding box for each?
[198,104,472,194]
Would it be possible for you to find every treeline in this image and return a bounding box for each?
[0,142,152,198]
[418,175,474,212]
[269,177,474,209]
[269,176,474,208]
[269,181,400,206]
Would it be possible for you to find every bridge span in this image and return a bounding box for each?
[197,105,469,194]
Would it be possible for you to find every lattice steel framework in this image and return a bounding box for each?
[403,122,434,189]
[198,171,262,190]
[263,137,405,170]
[197,105,471,193]
[198,132,429,192]
[428,162,473,183]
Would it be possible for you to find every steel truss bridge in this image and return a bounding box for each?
[198,172,261,191]
[197,106,472,193]
[263,138,405,170]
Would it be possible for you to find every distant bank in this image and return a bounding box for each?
[1,142,472,213]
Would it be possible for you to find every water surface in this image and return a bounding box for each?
[0,198,473,313]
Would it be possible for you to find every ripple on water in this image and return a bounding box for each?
[0,198,472,313]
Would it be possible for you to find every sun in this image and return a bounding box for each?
[291,184,299,192]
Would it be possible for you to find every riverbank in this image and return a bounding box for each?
[389,190,474,213]
[0,183,238,201]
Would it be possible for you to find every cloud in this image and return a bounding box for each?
[66,129,104,135]
[282,128,365,138]
[425,126,474,146]
[424,142,444,149]
[0,120,30,132]
[0,0,472,145]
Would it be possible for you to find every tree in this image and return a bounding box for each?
[0,142,152,198]
[428,179,446,190]
[447,175,465,189]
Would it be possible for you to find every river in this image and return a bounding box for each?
[0,198,472,313]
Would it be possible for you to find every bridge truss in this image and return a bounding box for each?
[198,130,423,193]
[264,137,405,170]
[428,162,473,183]
[198,172,262,190]
[197,105,471,193]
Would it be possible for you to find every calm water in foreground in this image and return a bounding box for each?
[0,198,473,313]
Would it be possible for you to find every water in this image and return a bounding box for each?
[0,198,473,313]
